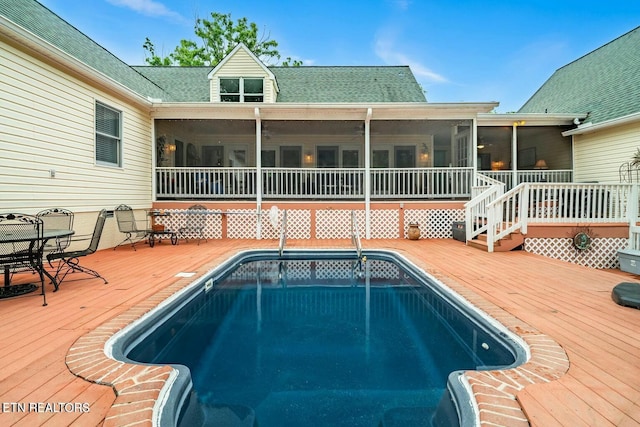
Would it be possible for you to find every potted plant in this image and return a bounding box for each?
[631,148,640,167]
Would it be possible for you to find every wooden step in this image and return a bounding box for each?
[467,232,524,252]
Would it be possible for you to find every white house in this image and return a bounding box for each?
[4,1,635,268]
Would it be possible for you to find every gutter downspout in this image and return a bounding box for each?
[151,123,157,203]
[472,117,478,185]
[365,108,372,239]
[255,107,262,239]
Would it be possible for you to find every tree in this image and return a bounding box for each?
[143,12,299,67]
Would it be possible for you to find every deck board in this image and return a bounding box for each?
[0,238,639,426]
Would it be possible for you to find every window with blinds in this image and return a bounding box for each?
[95,102,122,166]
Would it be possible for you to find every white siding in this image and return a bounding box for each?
[0,40,153,214]
[573,122,640,183]
[209,48,275,103]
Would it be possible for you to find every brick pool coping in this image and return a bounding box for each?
[65,252,569,426]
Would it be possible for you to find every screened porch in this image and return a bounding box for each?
[154,118,573,201]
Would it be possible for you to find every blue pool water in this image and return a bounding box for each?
[115,251,525,426]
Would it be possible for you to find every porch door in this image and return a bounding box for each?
[201,146,224,193]
[280,146,301,167]
[394,146,416,194]
[229,149,247,194]
[372,150,389,194]
[280,146,302,195]
[394,146,415,168]
[175,140,184,166]
[434,149,447,167]
[317,146,339,194]
[203,146,224,166]
[317,146,338,168]
[261,150,276,194]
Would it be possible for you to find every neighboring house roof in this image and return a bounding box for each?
[270,66,426,103]
[0,0,166,101]
[519,26,640,125]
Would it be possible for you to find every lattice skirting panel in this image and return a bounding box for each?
[316,210,360,239]
[524,237,628,269]
[156,209,223,240]
[260,209,311,240]
[225,210,256,239]
[404,209,465,239]
[370,210,399,239]
[158,208,467,240]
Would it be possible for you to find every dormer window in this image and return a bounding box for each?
[220,77,264,102]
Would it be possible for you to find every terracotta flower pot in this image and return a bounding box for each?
[408,223,420,240]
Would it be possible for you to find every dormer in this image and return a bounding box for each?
[208,43,279,103]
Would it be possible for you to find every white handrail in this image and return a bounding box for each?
[351,210,362,258]
[464,176,505,242]
[278,210,287,257]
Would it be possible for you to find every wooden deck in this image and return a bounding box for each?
[1,238,639,426]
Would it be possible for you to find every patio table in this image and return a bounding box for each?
[0,228,74,296]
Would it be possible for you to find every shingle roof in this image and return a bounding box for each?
[131,65,428,103]
[132,67,213,102]
[1,1,426,104]
[519,26,640,124]
[0,0,165,100]
[270,66,426,103]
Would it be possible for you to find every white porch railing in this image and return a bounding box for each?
[482,183,637,252]
[370,167,474,199]
[156,167,475,199]
[156,167,257,199]
[482,170,573,190]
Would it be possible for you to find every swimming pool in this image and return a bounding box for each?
[108,250,527,426]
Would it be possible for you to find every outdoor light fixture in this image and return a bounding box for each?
[513,120,526,127]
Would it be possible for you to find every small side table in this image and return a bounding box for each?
[148,210,177,247]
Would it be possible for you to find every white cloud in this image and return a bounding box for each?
[106,0,187,23]
[374,34,447,83]
[393,0,411,11]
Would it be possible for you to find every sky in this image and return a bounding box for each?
[38,0,640,113]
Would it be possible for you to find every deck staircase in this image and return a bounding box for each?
[465,175,637,253]
[467,230,524,252]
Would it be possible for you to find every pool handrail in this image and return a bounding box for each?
[278,209,287,257]
[351,210,362,258]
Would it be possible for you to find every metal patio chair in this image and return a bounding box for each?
[36,208,74,258]
[0,213,47,305]
[178,204,208,245]
[47,209,108,288]
[114,204,152,250]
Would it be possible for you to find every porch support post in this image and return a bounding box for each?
[255,107,262,239]
[364,108,372,239]
[151,123,157,202]
[472,117,478,185]
[511,122,518,188]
